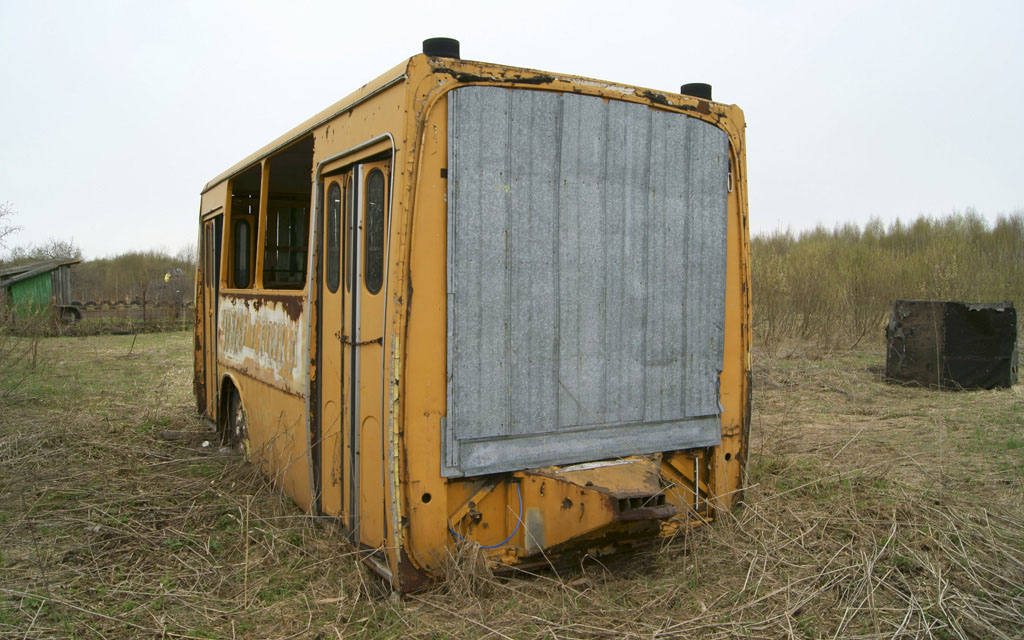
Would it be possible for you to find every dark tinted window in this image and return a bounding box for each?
[326,183,341,293]
[233,220,250,288]
[364,169,386,295]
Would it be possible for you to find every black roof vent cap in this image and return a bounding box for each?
[423,38,460,59]
[680,83,712,100]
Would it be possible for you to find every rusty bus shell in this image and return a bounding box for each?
[194,40,752,591]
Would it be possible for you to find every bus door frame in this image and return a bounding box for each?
[311,134,395,545]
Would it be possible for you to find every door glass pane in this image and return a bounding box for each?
[346,174,356,293]
[364,169,386,295]
[326,183,341,293]
[205,227,213,288]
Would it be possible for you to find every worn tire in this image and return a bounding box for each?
[227,389,250,458]
[59,307,80,326]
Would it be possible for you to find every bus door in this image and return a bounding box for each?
[319,157,390,548]
[201,214,222,417]
[348,159,391,548]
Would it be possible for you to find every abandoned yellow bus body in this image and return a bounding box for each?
[194,40,751,590]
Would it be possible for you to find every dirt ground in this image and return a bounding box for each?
[1,332,1021,639]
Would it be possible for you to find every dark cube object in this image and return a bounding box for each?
[885,300,1018,390]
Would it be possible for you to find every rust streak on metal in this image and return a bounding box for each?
[225,290,305,322]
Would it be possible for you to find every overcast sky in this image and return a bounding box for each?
[1,0,1021,260]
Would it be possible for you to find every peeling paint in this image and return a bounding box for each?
[218,294,307,394]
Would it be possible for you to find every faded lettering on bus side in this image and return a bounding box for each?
[218,297,305,394]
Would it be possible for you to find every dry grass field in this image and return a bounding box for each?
[1,332,1022,639]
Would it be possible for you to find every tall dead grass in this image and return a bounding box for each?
[1,329,1021,637]
[0,312,49,402]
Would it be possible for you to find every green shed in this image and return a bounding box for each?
[0,258,82,322]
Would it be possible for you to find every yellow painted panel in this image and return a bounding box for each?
[226,371,313,513]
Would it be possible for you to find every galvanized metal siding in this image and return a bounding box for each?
[445,87,728,477]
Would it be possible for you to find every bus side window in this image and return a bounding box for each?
[260,135,313,290]
[264,205,308,289]
[228,164,261,289]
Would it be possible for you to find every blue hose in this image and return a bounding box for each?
[447,482,523,550]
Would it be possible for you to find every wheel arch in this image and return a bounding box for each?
[218,373,244,444]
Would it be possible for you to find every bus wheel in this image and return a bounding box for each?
[228,389,250,458]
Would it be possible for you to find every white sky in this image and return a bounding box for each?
[1,0,1021,259]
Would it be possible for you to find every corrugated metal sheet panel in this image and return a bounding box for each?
[445,87,728,477]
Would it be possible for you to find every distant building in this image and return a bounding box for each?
[0,258,83,323]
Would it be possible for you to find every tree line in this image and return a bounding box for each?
[71,249,196,308]
[3,246,196,312]
[6,201,1023,348]
[752,210,1024,352]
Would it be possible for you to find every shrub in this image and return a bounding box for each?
[752,210,1023,351]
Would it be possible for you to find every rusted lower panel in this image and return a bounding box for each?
[396,549,430,592]
[527,455,664,499]
[218,292,307,396]
[494,520,665,574]
[448,457,681,569]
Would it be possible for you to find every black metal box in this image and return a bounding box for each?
[885,300,1018,389]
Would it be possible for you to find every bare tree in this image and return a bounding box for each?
[6,237,82,264]
[0,201,20,250]
[174,242,197,269]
